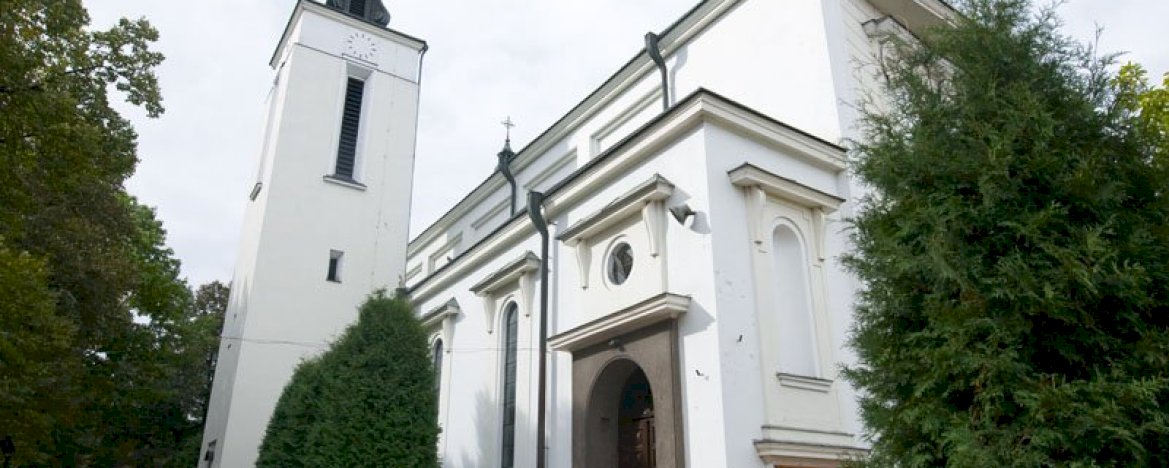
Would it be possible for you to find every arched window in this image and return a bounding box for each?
[432,338,444,400]
[500,303,519,468]
[772,223,818,377]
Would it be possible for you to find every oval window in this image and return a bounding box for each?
[606,242,634,286]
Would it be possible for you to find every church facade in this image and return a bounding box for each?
[200,0,953,467]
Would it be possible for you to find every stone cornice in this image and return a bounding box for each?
[420,298,460,329]
[753,439,868,468]
[728,163,845,211]
[558,175,675,244]
[867,0,956,38]
[548,293,690,353]
[469,252,540,297]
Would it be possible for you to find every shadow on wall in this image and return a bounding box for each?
[453,388,530,468]
[670,188,712,235]
[668,45,690,107]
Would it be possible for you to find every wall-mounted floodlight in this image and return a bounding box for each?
[670,204,696,225]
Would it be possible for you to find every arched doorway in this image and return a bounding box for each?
[585,359,657,468]
[617,368,655,468]
[562,317,684,467]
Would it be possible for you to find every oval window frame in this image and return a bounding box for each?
[604,239,635,287]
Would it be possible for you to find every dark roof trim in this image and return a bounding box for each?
[409,87,839,295]
[408,0,728,249]
[543,88,844,200]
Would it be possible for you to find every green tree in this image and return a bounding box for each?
[1117,63,1169,161]
[0,1,216,465]
[0,242,77,466]
[186,280,230,452]
[844,0,1169,465]
[258,292,439,468]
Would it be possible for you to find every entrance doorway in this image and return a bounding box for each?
[617,369,656,468]
[568,319,683,467]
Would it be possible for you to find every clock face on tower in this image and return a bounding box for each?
[345,32,378,62]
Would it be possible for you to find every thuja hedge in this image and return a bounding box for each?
[257,292,438,467]
[844,0,1169,465]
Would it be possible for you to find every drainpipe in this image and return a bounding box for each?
[497,140,518,216]
[526,191,550,468]
[645,32,670,111]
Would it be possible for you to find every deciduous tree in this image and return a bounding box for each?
[1,1,217,465]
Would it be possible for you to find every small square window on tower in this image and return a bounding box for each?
[327,250,344,283]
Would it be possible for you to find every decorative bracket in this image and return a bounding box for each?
[559,175,676,289]
[470,252,541,333]
[729,163,844,257]
[746,185,767,251]
[575,243,592,290]
[812,208,828,263]
[421,298,461,354]
[642,200,666,257]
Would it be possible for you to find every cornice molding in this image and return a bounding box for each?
[469,252,540,297]
[728,163,845,211]
[753,439,868,468]
[558,175,675,244]
[468,252,540,332]
[867,0,956,38]
[420,298,460,329]
[730,162,843,260]
[558,175,674,289]
[548,293,689,353]
[270,0,426,69]
[408,89,843,304]
[406,0,743,258]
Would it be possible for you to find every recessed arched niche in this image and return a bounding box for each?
[771,222,817,378]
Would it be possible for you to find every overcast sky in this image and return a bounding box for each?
[83,0,1169,287]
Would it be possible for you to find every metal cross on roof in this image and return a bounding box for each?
[502,116,515,142]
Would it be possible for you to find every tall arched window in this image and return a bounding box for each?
[772,223,818,377]
[432,339,444,401]
[500,303,519,468]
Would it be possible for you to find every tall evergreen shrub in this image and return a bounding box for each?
[844,0,1169,465]
[257,292,439,467]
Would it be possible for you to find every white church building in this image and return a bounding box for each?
[200,0,953,466]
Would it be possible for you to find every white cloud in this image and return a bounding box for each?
[80,0,1169,286]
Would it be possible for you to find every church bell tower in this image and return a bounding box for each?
[199,1,426,465]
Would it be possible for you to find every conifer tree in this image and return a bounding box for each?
[258,292,439,467]
[844,0,1169,465]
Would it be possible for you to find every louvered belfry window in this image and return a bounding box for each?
[334,77,365,180]
[348,0,367,17]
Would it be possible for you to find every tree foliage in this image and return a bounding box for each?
[1,1,222,465]
[844,0,1169,465]
[1117,63,1169,162]
[258,292,440,468]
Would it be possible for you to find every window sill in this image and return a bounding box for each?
[323,175,367,191]
[776,373,832,393]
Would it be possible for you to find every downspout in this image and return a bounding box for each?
[526,191,550,468]
[497,140,518,216]
[645,32,670,111]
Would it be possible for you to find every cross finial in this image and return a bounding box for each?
[501,116,516,142]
